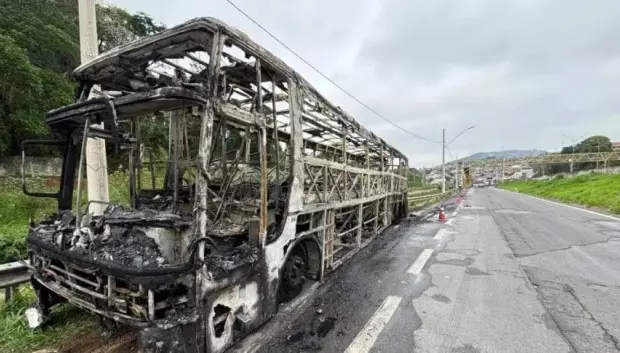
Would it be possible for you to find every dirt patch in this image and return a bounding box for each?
[54,328,138,353]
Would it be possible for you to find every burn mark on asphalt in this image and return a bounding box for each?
[285,315,338,351]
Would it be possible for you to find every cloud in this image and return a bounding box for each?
[107,0,620,167]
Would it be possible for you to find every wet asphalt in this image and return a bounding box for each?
[254,199,459,353]
[250,187,620,353]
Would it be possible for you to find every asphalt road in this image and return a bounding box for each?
[254,187,620,353]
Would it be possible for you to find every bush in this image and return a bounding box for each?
[0,170,132,264]
[0,285,97,353]
[0,177,57,263]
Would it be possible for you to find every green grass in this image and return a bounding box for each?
[0,169,147,353]
[409,187,441,196]
[0,287,97,353]
[0,177,57,264]
[0,167,163,263]
[408,185,449,211]
[500,173,620,214]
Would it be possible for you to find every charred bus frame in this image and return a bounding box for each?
[23,17,408,353]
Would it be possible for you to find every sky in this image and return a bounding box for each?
[106,0,620,167]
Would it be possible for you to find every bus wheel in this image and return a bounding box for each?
[279,245,308,302]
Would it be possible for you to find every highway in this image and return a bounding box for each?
[252,187,620,353]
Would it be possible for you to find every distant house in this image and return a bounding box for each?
[612,142,620,152]
[521,168,535,179]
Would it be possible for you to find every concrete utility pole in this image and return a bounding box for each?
[442,128,446,192]
[442,125,475,192]
[455,153,459,189]
[500,145,505,183]
[79,0,109,214]
[562,133,588,175]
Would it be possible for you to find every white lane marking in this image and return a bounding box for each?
[433,228,447,240]
[451,211,458,217]
[344,296,402,353]
[499,188,620,221]
[446,218,454,225]
[407,249,434,274]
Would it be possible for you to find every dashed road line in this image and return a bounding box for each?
[407,249,434,275]
[446,218,454,225]
[344,295,402,353]
[433,228,447,240]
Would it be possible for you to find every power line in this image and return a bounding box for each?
[225,0,440,144]
[445,145,454,161]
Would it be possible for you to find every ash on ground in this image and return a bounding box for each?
[285,312,338,351]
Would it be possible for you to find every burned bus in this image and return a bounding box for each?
[23,17,409,352]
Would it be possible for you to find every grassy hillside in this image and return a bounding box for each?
[500,173,620,214]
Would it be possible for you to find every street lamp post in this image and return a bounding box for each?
[442,128,446,192]
[561,133,588,153]
[455,153,459,189]
[562,133,588,175]
[442,125,475,192]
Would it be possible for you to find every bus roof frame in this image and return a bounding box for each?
[45,87,206,131]
[73,17,407,162]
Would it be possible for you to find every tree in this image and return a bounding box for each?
[561,135,612,154]
[0,34,43,155]
[575,135,612,153]
[97,5,165,52]
[0,0,164,158]
[555,135,613,173]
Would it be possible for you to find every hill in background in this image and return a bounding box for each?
[464,149,547,161]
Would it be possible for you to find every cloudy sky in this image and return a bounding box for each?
[107,0,620,167]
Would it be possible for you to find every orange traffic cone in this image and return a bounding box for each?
[439,207,446,222]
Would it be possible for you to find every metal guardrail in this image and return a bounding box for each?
[408,189,455,210]
[0,189,455,303]
[0,260,30,302]
[0,188,455,303]
[444,151,620,168]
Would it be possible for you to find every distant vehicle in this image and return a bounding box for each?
[473,178,488,187]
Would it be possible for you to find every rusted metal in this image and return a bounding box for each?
[23,17,409,353]
[271,76,281,211]
[74,117,91,229]
[0,261,30,302]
